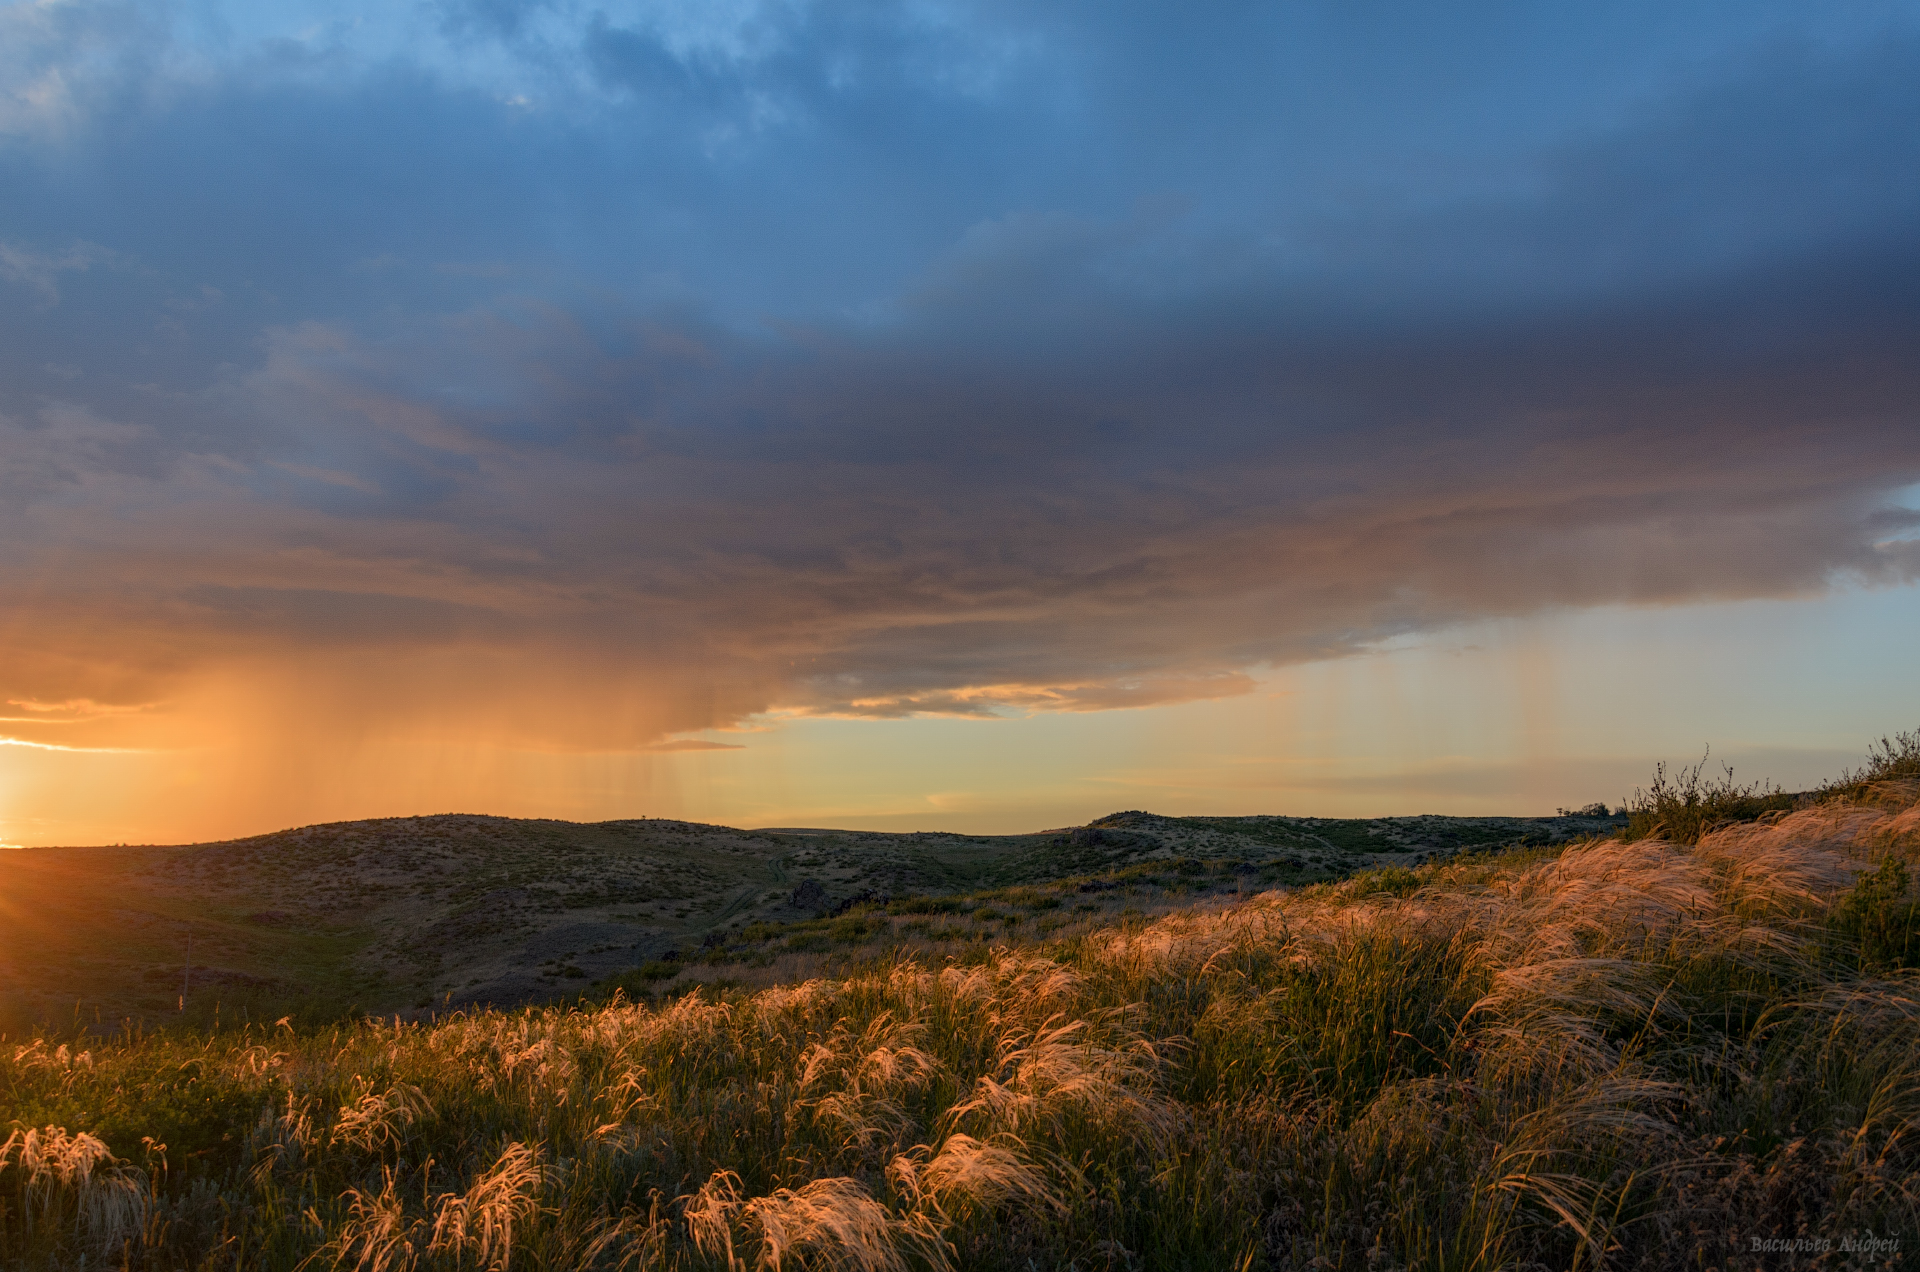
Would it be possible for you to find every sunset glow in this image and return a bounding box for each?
[3,2,1917,845]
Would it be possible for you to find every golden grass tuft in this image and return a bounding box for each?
[329,1082,433,1155]
[426,1142,547,1271]
[7,778,1920,1268]
[0,1124,150,1258]
[686,1170,948,1272]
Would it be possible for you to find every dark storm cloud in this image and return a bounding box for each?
[2,1,1918,743]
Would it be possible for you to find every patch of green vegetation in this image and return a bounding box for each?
[1346,865,1422,899]
[1828,856,1920,972]
[1820,728,1920,799]
[887,896,965,916]
[599,960,684,996]
[828,915,888,944]
[1622,748,1796,844]
[9,744,1920,1270]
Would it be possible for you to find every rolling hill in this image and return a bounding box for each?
[0,807,1621,1030]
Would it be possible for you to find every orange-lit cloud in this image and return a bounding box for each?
[5,285,1919,792]
[3,7,1919,844]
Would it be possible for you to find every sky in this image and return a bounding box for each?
[2,0,1919,846]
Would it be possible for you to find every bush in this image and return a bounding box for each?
[888,896,963,916]
[829,915,887,944]
[1829,856,1920,972]
[597,960,684,997]
[1821,728,1920,798]
[1347,866,1421,899]
[1622,747,1793,845]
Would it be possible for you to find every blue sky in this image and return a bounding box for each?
[2,0,1918,842]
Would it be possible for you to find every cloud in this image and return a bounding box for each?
[783,673,1261,720]
[5,230,1915,757]
[0,736,142,752]
[0,240,114,301]
[0,1,1917,770]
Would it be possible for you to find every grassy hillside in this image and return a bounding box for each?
[0,809,1617,1032]
[4,754,1920,1268]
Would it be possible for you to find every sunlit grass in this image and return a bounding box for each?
[5,781,1920,1267]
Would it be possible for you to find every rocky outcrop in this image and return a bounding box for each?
[788,879,829,914]
[830,888,891,916]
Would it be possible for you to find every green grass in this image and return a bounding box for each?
[7,743,1920,1269]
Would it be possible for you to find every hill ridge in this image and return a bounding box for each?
[0,806,1622,1029]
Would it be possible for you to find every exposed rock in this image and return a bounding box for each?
[788,879,829,913]
[831,888,891,916]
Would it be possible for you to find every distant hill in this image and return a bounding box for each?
[0,807,1621,1030]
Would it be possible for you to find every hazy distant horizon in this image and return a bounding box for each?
[3,1,1917,846]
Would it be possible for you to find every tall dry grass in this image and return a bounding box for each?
[4,784,1919,1268]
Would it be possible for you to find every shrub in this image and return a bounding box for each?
[1346,866,1420,899]
[1821,728,1920,798]
[889,896,963,916]
[829,915,887,945]
[1828,856,1920,972]
[1622,747,1793,844]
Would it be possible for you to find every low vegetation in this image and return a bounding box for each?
[1619,747,1795,846]
[5,750,1920,1268]
[0,808,1612,1033]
